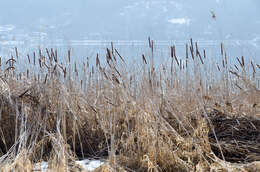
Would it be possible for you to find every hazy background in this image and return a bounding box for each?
[0,0,259,63]
[0,0,259,40]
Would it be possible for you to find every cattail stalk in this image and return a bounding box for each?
[115,49,125,64]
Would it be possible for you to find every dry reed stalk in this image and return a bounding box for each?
[174,56,180,66]
[179,59,182,70]
[112,52,117,62]
[80,79,83,89]
[224,52,228,66]
[44,74,48,84]
[113,67,121,77]
[198,52,204,65]
[234,64,239,71]
[221,43,224,56]
[39,58,42,68]
[51,48,55,61]
[87,57,90,68]
[27,54,31,64]
[236,57,243,68]
[19,72,22,80]
[92,66,94,75]
[15,47,18,59]
[251,61,256,76]
[67,49,71,64]
[190,38,194,52]
[52,64,57,74]
[63,67,67,78]
[171,58,173,75]
[96,53,100,67]
[186,43,189,59]
[229,70,240,78]
[190,46,194,60]
[55,49,58,62]
[6,56,16,74]
[82,60,86,74]
[115,49,126,64]
[170,46,174,58]
[6,66,15,71]
[111,42,114,55]
[151,40,154,55]
[57,63,66,77]
[216,63,221,71]
[6,56,16,65]
[27,69,29,79]
[142,54,147,64]
[195,42,199,57]
[106,48,112,64]
[185,44,189,69]
[237,57,244,68]
[43,61,50,70]
[172,46,179,66]
[33,52,36,65]
[38,48,42,59]
[148,37,151,48]
[74,62,78,77]
[241,56,245,67]
[52,49,58,63]
[46,48,51,62]
[103,70,110,81]
[112,74,120,85]
[87,71,91,89]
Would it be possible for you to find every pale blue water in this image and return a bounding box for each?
[0,39,259,65]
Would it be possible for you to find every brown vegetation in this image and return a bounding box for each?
[0,39,259,171]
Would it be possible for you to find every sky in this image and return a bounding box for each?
[0,0,259,41]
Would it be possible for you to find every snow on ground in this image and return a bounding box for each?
[33,159,104,171]
[76,159,104,171]
[0,25,15,32]
[168,17,191,25]
[33,161,48,171]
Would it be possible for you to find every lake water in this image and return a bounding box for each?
[0,38,259,67]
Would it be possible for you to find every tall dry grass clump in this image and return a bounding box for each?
[0,39,259,171]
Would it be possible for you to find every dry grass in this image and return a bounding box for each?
[0,39,259,171]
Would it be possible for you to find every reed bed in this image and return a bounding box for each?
[0,38,259,171]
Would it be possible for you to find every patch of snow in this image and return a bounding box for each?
[76,159,104,171]
[0,41,24,46]
[168,18,190,25]
[33,161,48,171]
[33,159,104,171]
[0,25,15,32]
